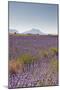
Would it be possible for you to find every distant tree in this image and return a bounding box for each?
[14,32,16,34]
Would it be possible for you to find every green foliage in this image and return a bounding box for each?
[51,59,57,68]
[18,54,36,64]
[49,59,57,72]
[42,50,48,57]
[50,47,58,56]
[14,34,33,37]
[38,49,49,59]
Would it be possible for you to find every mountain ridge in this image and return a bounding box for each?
[22,28,45,35]
[9,28,47,35]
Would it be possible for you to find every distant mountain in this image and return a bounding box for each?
[23,28,45,35]
[9,29,18,34]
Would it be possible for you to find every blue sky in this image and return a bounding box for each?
[9,2,58,34]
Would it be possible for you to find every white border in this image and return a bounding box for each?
[0,0,60,90]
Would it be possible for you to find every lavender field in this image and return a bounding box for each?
[8,34,58,88]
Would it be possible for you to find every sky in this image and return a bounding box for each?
[9,2,58,34]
